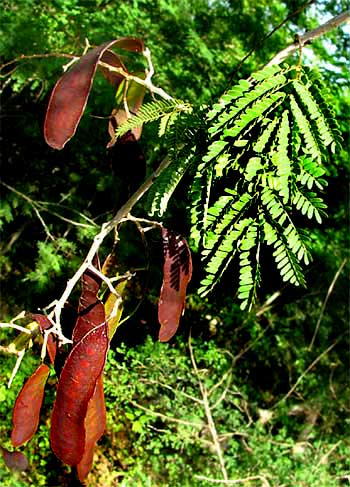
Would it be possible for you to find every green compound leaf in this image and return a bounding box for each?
[189,64,340,310]
[115,99,192,138]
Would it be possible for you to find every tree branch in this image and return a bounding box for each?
[189,333,228,482]
[1,181,96,230]
[50,156,171,335]
[266,10,350,67]
[229,0,316,82]
[0,53,77,75]
[273,336,343,407]
[308,257,348,350]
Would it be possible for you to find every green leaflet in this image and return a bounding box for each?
[270,110,291,202]
[115,98,192,138]
[208,67,288,136]
[147,148,196,217]
[293,80,334,147]
[190,163,213,250]
[198,218,252,296]
[297,157,327,190]
[204,192,252,251]
[292,187,327,224]
[253,118,279,153]
[238,223,260,310]
[289,94,321,161]
[145,110,204,218]
[189,64,341,309]
[223,92,285,139]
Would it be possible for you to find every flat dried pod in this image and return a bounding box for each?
[50,324,108,466]
[1,446,29,471]
[44,38,144,149]
[11,364,50,447]
[76,375,106,481]
[72,256,104,344]
[158,228,192,342]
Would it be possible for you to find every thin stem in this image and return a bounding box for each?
[209,370,234,411]
[88,264,121,296]
[314,440,342,470]
[0,323,32,334]
[126,214,163,229]
[228,0,316,83]
[143,47,155,83]
[273,337,343,407]
[98,61,173,100]
[309,257,348,350]
[139,378,203,404]
[40,330,49,361]
[37,201,97,226]
[1,181,95,229]
[0,53,78,74]
[194,474,271,485]
[8,350,25,388]
[32,205,55,241]
[189,333,228,482]
[255,290,282,316]
[1,182,55,240]
[129,400,203,428]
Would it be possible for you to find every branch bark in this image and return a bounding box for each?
[189,334,228,482]
[266,10,350,67]
[51,156,171,334]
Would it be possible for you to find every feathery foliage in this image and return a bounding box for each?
[114,64,341,312]
[145,110,206,217]
[189,63,341,309]
[115,98,192,138]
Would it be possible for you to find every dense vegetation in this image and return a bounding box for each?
[0,1,349,486]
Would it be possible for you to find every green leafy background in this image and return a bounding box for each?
[0,0,349,486]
